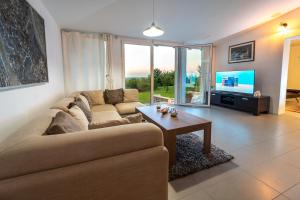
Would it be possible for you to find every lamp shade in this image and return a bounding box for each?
[143,23,164,37]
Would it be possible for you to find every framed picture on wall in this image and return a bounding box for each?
[0,0,48,90]
[228,41,255,63]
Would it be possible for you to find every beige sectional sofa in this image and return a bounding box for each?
[0,89,169,200]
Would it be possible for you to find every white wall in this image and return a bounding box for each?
[214,7,300,114]
[0,0,65,142]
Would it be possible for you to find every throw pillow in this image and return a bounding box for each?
[69,98,92,123]
[82,90,105,105]
[80,92,93,107]
[123,89,139,103]
[104,89,124,105]
[124,113,143,123]
[68,105,89,130]
[88,118,130,130]
[45,111,82,135]
[76,95,90,111]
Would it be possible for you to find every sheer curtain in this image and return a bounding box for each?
[62,31,111,94]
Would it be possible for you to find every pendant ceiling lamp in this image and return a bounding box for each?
[143,0,164,37]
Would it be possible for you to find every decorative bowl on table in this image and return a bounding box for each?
[160,107,169,115]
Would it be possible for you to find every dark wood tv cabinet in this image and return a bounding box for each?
[210,91,270,115]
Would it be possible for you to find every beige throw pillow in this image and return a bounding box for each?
[84,90,105,105]
[88,118,130,130]
[69,105,89,130]
[69,98,92,123]
[123,89,139,103]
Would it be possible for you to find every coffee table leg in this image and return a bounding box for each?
[203,124,211,154]
[164,133,176,167]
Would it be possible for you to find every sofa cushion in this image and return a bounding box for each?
[69,98,92,123]
[104,89,124,105]
[88,118,130,129]
[50,97,74,113]
[115,102,144,115]
[92,111,122,124]
[45,111,82,135]
[82,90,105,105]
[69,105,89,130]
[91,104,117,112]
[123,89,139,103]
[124,113,143,123]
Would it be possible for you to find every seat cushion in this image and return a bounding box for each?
[91,104,117,112]
[92,111,122,124]
[115,102,144,115]
[89,118,130,129]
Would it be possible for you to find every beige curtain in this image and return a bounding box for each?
[62,31,110,94]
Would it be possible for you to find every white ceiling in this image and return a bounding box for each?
[41,0,300,43]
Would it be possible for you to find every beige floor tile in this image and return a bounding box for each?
[277,149,300,168]
[231,139,298,170]
[203,171,279,200]
[246,158,300,192]
[284,183,300,200]
[180,190,213,200]
[168,176,200,200]
[273,194,290,200]
[191,162,242,188]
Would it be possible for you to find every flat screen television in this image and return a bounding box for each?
[215,70,255,94]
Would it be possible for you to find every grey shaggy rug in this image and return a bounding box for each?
[169,133,234,181]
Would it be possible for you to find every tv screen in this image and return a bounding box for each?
[215,70,255,94]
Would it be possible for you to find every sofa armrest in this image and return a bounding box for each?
[0,123,164,180]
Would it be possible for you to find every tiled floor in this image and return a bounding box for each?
[168,106,300,200]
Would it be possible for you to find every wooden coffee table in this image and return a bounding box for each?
[136,105,212,166]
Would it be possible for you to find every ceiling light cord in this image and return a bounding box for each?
[153,0,155,24]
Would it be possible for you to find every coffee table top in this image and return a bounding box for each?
[136,105,211,134]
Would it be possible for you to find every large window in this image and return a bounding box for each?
[124,43,175,104]
[124,44,151,104]
[124,42,212,106]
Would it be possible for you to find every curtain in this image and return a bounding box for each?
[62,31,110,94]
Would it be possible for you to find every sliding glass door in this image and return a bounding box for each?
[123,42,212,106]
[177,45,212,106]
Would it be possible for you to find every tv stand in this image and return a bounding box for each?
[211,91,270,115]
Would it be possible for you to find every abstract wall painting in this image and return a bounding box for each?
[0,0,48,90]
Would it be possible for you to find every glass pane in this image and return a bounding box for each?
[180,46,211,105]
[124,44,151,104]
[153,46,175,104]
[185,48,202,104]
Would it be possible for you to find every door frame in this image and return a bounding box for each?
[278,35,300,114]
